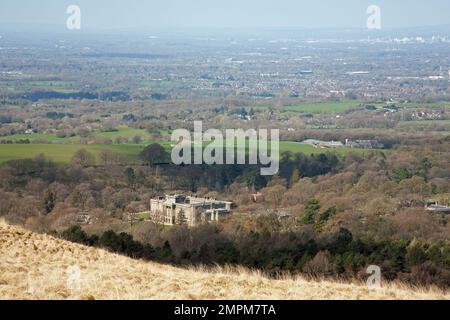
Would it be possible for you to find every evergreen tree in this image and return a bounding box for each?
[176,209,188,225]
[406,240,427,268]
[43,188,56,214]
[124,167,136,186]
[302,198,320,225]
[315,206,337,232]
[159,241,173,262]
[62,225,89,244]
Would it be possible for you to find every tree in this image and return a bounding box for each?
[176,209,188,225]
[302,198,320,225]
[43,188,56,214]
[124,167,136,186]
[406,240,427,267]
[71,149,95,167]
[69,183,93,210]
[302,251,336,277]
[139,143,169,166]
[158,241,173,262]
[198,243,212,264]
[99,230,122,252]
[289,168,301,187]
[330,228,353,254]
[62,225,89,244]
[392,167,412,182]
[315,206,336,232]
[132,135,142,144]
[265,185,286,207]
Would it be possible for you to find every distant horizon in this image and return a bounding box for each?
[1,0,450,32]
[1,24,450,38]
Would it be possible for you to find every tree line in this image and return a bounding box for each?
[60,223,450,289]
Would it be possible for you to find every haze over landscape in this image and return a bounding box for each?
[1,0,450,31]
[0,1,449,302]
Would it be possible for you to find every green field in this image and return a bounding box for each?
[0,144,144,164]
[280,142,336,154]
[27,81,77,93]
[95,126,152,141]
[0,126,155,144]
[0,80,78,94]
[0,140,381,164]
[0,124,385,164]
[398,120,450,126]
[282,101,362,113]
[0,133,77,143]
[280,100,450,114]
[401,102,450,109]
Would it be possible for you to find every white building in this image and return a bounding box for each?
[303,139,344,148]
[150,195,233,227]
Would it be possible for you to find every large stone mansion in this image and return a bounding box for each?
[150,194,233,227]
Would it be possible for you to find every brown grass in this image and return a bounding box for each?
[0,220,448,300]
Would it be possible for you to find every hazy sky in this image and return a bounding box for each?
[0,0,449,31]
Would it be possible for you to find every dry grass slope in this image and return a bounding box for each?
[0,220,448,300]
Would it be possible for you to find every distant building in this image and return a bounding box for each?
[303,139,344,148]
[320,140,344,148]
[302,139,322,145]
[76,212,95,225]
[375,107,398,116]
[150,195,233,227]
[425,200,450,213]
[411,110,443,121]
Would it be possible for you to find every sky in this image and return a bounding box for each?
[0,0,449,32]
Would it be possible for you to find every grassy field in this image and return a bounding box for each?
[1,220,447,300]
[0,144,144,164]
[0,141,381,164]
[398,120,450,126]
[26,81,77,93]
[402,102,450,109]
[0,80,78,94]
[0,125,382,164]
[0,126,154,144]
[280,100,450,114]
[282,101,363,113]
[280,141,346,155]
[95,126,152,141]
[0,133,77,143]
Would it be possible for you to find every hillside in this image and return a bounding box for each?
[0,220,448,300]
